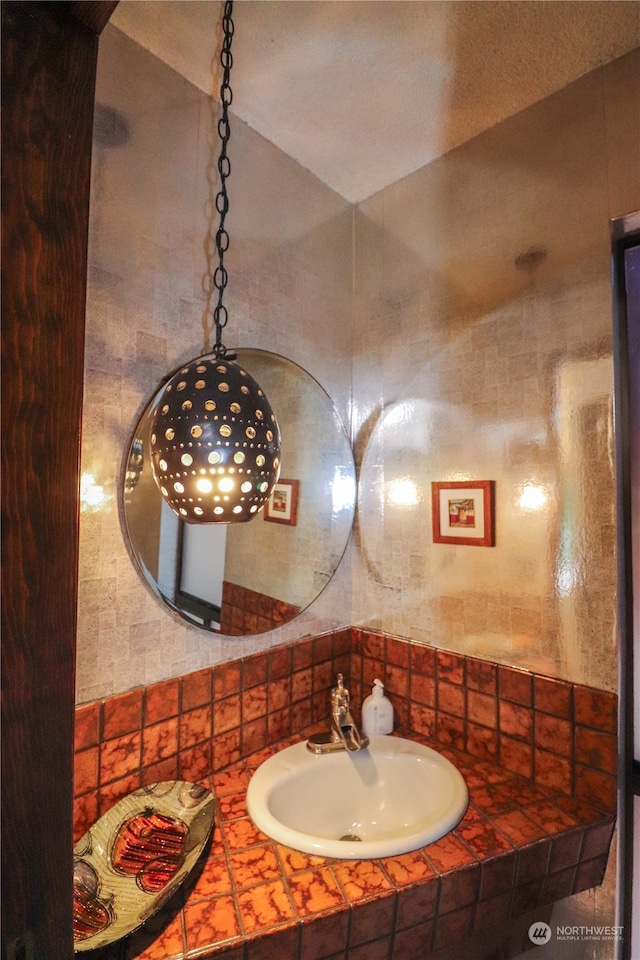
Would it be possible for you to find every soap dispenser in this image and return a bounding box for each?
[361,679,394,736]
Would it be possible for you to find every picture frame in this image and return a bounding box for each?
[431,480,495,547]
[264,478,299,526]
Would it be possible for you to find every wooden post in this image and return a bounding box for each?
[1,3,117,956]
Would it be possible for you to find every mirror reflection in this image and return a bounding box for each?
[122,349,356,635]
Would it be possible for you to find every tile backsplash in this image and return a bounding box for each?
[219,581,300,636]
[73,628,616,841]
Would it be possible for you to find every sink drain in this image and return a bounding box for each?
[339,834,362,842]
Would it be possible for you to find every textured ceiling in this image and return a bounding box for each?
[111,0,640,203]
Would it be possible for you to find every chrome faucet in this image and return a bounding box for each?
[307,674,369,754]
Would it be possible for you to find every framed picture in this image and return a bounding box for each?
[431,480,495,546]
[264,478,299,526]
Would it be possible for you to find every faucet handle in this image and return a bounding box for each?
[332,673,349,706]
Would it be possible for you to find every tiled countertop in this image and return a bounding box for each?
[89,727,615,960]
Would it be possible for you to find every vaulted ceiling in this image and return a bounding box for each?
[112,1,640,202]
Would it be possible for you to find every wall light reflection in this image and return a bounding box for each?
[518,483,548,511]
[556,564,579,597]
[331,467,356,514]
[80,472,111,512]
[387,477,420,508]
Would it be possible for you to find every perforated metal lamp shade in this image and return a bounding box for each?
[149,2,282,524]
[149,355,281,523]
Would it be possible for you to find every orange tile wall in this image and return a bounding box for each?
[74,627,616,842]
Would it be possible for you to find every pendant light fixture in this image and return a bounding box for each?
[150,1,281,524]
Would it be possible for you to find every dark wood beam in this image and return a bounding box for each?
[1,2,116,956]
[69,1,119,34]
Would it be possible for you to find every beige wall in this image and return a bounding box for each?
[352,50,640,694]
[78,27,639,704]
[347,52,637,951]
[78,26,353,702]
[223,353,355,608]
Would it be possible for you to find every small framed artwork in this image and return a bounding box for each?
[264,478,299,526]
[431,480,495,547]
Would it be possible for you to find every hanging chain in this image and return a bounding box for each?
[213,0,234,358]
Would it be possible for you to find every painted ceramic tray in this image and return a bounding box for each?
[73,781,214,951]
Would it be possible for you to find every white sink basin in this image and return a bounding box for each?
[246,735,468,860]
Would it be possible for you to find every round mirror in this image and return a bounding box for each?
[122,349,356,635]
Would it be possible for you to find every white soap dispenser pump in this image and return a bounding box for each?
[361,678,394,736]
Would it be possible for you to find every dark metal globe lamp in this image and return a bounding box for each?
[150,355,280,522]
[150,1,281,523]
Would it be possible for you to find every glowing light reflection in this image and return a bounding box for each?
[80,472,110,512]
[331,468,356,514]
[387,478,419,507]
[519,483,548,511]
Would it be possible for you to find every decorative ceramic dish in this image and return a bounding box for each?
[73,781,214,951]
